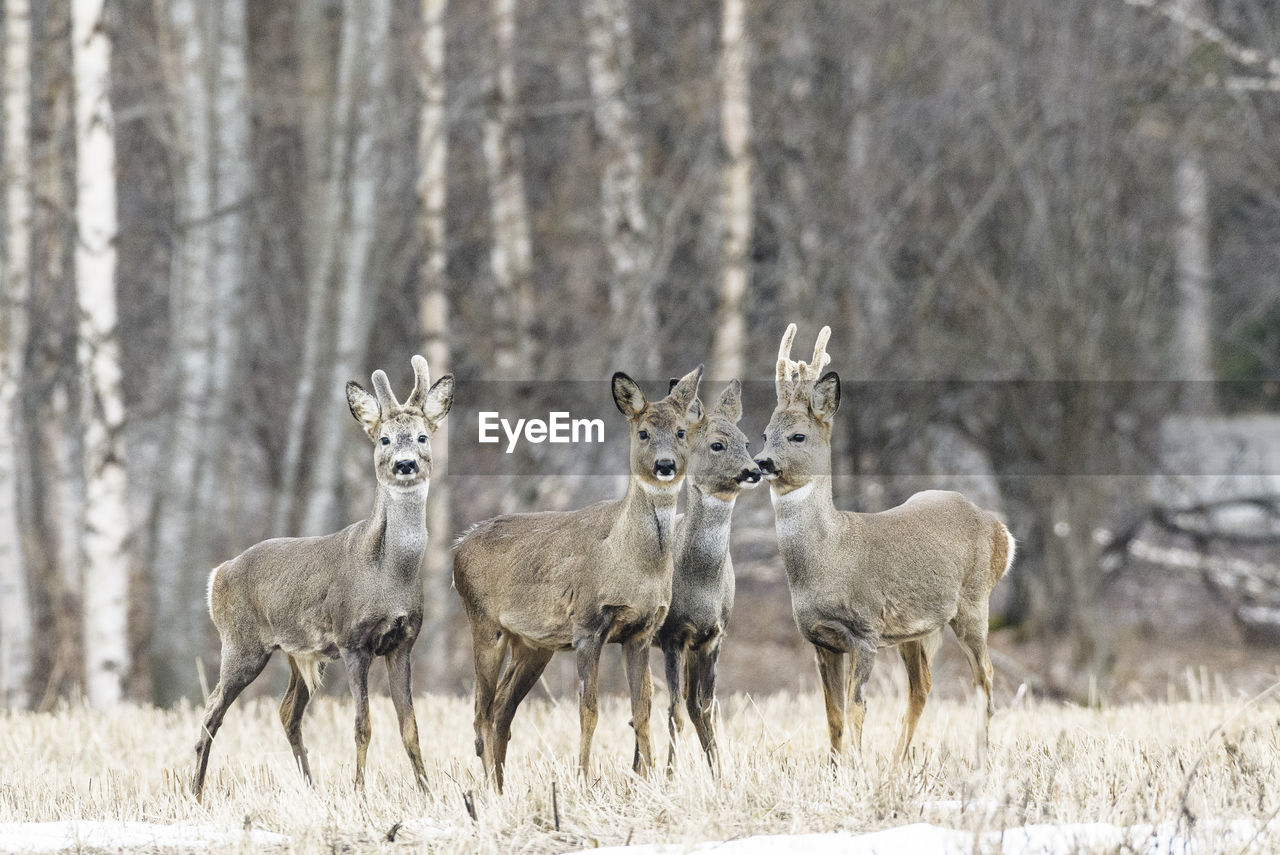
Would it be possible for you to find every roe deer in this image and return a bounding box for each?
[656,379,759,772]
[191,355,454,799]
[453,366,703,792]
[754,325,1014,762]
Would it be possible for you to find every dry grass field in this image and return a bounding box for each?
[1,676,1279,853]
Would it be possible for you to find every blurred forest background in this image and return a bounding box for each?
[3,0,1280,712]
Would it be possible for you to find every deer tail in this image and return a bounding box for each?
[989,520,1016,590]
[294,654,325,695]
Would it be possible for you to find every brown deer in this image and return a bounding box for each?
[754,325,1014,761]
[656,379,759,773]
[191,355,453,800]
[453,366,703,792]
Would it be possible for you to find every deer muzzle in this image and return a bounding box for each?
[653,458,677,481]
[754,457,779,480]
[393,459,420,478]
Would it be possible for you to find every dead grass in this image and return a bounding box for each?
[1,680,1279,853]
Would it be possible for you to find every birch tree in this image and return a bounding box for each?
[301,2,392,536]
[711,0,751,380]
[72,0,132,708]
[583,0,657,377]
[149,0,252,703]
[0,0,34,710]
[484,0,534,379]
[417,0,454,683]
[1173,0,1215,412]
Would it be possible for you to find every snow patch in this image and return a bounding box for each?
[0,821,286,853]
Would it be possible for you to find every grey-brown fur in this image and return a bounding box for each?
[656,379,759,772]
[755,325,1014,762]
[191,355,453,800]
[453,366,703,792]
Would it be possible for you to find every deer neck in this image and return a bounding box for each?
[365,482,429,574]
[677,485,735,575]
[617,477,679,560]
[770,476,841,560]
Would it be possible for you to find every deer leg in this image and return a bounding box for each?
[192,644,270,800]
[846,639,877,754]
[951,609,995,745]
[342,649,373,791]
[490,638,553,793]
[686,637,722,775]
[813,646,847,761]
[470,623,507,788]
[279,656,314,786]
[661,638,686,772]
[894,639,933,763]
[385,644,428,791]
[573,610,614,780]
[622,631,656,775]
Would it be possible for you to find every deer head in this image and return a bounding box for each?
[755,324,840,494]
[613,365,703,488]
[347,354,454,490]
[670,378,760,500]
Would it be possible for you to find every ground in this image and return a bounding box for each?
[1,683,1278,853]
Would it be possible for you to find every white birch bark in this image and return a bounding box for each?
[483,0,534,378]
[0,0,34,710]
[73,0,131,708]
[301,2,391,536]
[583,0,656,377]
[711,0,751,381]
[418,0,454,684]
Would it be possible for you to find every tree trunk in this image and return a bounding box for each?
[301,2,392,536]
[582,0,657,378]
[73,0,131,709]
[1173,0,1214,413]
[711,0,751,381]
[149,0,250,703]
[483,0,534,379]
[417,0,455,686]
[273,1,346,535]
[0,0,34,710]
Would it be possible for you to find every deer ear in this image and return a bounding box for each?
[716,379,743,423]
[668,378,679,394]
[810,371,840,422]
[421,374,453,429]
[347,381,381,437]
[666,364,704,412]
[687,396,704,423]
[613,372,647,419]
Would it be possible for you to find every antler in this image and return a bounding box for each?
[406,354,431,410]
[775,324,832,403]
[371,369,399,415]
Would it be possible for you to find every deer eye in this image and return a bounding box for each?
[418,434,428,443]
[677,429,686,439]
[380,436,391,446]
[789,433,806,443]
[637,429,649,440]
[710,441,725,452]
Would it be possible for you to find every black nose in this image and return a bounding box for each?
[394,459,419,476]
[755,457,777,474]
[738,468,762,484]
[654,458,676,476]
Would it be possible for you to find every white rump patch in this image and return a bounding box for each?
[205,566,219,618]
[1004,526,1017,574]
[293,654,325,694]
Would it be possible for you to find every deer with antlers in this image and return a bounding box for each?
[754,325,1014,761]
[191,355,453,799]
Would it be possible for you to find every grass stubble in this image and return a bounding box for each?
[1,672,1278,854]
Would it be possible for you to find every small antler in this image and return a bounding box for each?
[406,354,431,411]
[371,369,399,415]
[775,324,833,403]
